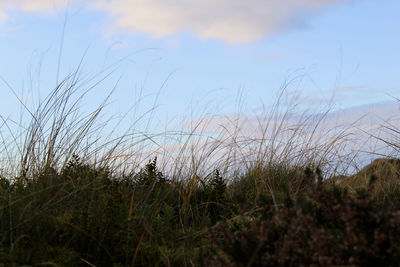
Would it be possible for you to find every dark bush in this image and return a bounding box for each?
[211,170,400,266]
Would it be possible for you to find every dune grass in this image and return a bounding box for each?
[0,69,399,266]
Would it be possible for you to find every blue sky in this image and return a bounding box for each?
[0,0,399,131]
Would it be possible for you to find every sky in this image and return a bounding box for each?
[0,0,399,170]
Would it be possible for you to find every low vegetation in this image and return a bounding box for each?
[0,70,399,266]
[1,157,400,266]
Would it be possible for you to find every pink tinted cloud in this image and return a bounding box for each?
[91,0,353,44]
[0,0,354,43]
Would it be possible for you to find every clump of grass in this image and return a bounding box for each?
[0,66,398,265]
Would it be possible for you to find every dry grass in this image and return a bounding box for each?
[0,65,398,265]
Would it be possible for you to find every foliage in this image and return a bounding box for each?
[0,69,399,265]
[0,156,400,265]
[210,169,400,266]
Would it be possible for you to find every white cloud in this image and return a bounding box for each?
[170,101,400,172]
[0,0,73,15]
[0,0,353,43]
[91,0,352,44]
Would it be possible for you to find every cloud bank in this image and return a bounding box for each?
[0,0,353,43]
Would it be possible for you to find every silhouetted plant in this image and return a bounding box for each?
[209,169,227,203]
[204,169,228,223]
[135,157,166,186]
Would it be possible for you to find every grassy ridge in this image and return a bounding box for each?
[0,70,399,265]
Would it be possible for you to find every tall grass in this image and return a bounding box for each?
[0,65,398,265]
[0,65,358,182]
